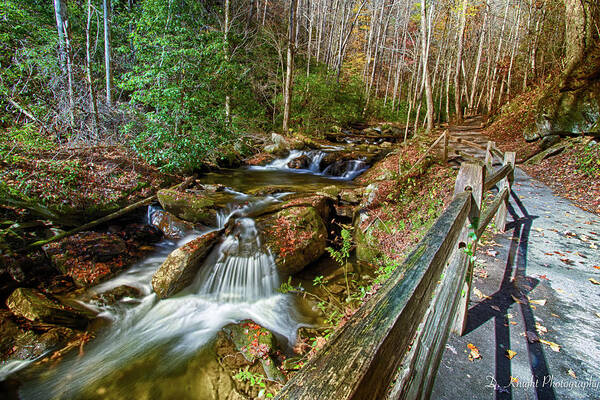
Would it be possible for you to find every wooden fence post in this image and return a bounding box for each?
[451,163,484,335]
[443,130,449,163]
[494,151,516,232]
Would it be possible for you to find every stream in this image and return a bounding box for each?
[2,146,379,400]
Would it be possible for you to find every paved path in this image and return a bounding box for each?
[432,122,600,399]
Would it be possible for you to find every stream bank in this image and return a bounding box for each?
[1,126,457,399]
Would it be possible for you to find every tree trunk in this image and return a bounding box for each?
[421,0,434,132]
[454,0,467,122]
[103,0,113,107]
[224,0,231,125]
[86,0,99,137]
[282,0,297,134]
[53,0,74,127]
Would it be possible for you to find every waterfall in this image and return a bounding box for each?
[193,218,279,302]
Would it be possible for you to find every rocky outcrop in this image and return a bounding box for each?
[258,206,327,275]
[6,288,89,329]
[157,188,235,225]
[152,230,221,299]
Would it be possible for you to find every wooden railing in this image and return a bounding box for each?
[275,143,516,400]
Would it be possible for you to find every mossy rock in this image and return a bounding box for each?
[257,206,327,275]
[6,288,89,329]
[157,189,236,225]
[353,215,383,262]
[222,320,276,363]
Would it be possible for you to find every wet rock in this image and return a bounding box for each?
[287,154,311,169]
[258,206,327,275]
[150,209,195,239]
[45,232,136,287]
[152,230,221,299]
[6,288,88,329]
[157,188,235,225]
[88,285,143,307]
[221,320,276,363]
[10,327,72,360]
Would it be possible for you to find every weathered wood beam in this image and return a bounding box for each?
[274,192,472,400]
[483,163,511,191]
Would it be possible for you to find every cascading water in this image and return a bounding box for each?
[193,218,279,302]
[13,193,309,400]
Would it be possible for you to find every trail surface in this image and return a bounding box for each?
[432,119,600,399]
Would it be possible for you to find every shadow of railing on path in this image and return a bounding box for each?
[462,188,556,399]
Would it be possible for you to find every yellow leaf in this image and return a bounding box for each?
[530,299,547,306]
[596,312,600,319]
[540,339,560,352]
[589,278,600,285]
[506,349,517,359]
[467,343,481,361]
[568,369,577,378]
[535,322,548,334]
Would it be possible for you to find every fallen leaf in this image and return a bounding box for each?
[590,278,600,285]
[530,299,547,306]
[474,287,490,300]
[511,294,524,304]
[536,322,548,334]
[534,228,544,232]
[540,339,561,352]
[506,349,517,359]
[594,266,600,270]
[467,343,481,361]
[596,312,600,319]
[510,321,517,325]
[491,305,501,312]
[568,369,577,378]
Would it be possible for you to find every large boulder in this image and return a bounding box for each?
[257,206,327,275]
[6,288,88,329]
[152,230,221,299]
[157,189,235,225]
[45,231,146,287]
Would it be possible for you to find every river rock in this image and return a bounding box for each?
[150,209,195,239]
[152,230,221,299]
[45,232,139,287]
[221,320,276,363]
[157,189,235,225]
[0,310,20,358]
[353,213,383,262]
[88,285,143,307]
[287,154,311,169]
[9,327,72,360]
[258,206,327,275]
[6,288,88,329]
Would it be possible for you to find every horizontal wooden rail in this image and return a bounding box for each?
[483,164,511,191]
[403,131,448,177]
[275,152,516,399]
[275,192,472,400]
